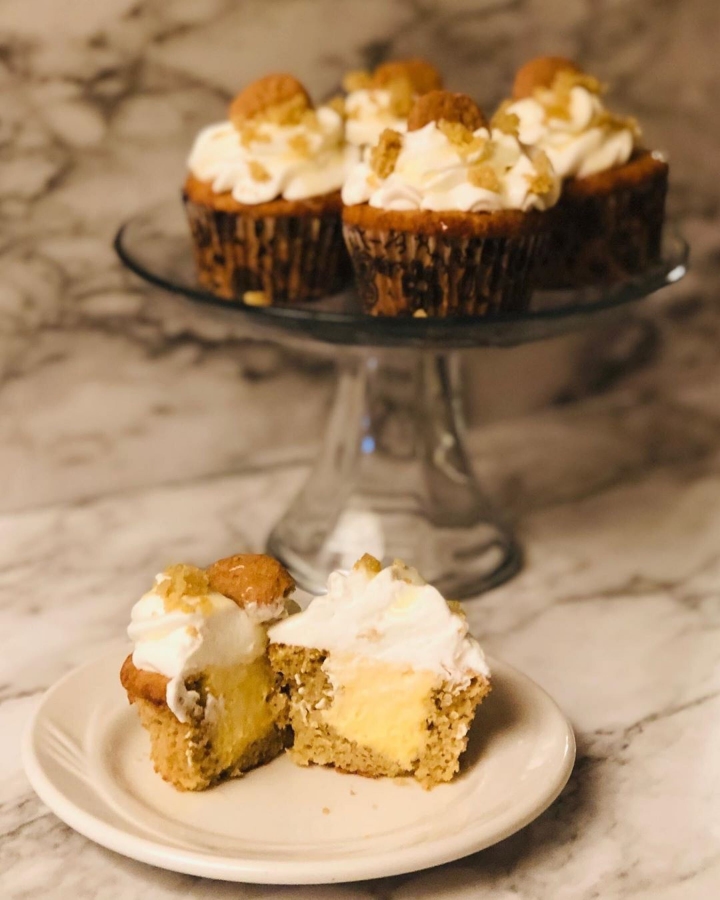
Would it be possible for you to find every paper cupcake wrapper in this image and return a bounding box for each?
[536,169,668,289]
[343,222,549,317]
[183,197,349,303]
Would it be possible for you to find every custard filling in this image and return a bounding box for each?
[199,656,278,767]
[321,656,437,768]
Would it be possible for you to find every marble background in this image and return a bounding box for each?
[2,0,720,897]
[1,0,718,512]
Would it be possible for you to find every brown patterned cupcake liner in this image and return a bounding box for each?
[183,196,349,303]
[535,156,669,289]
[342,221,551,317]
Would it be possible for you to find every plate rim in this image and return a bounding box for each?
[22,645,576,885]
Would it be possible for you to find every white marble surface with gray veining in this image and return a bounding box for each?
[1,0,718,512]
[2,0,720,896]
[2,449,720,899]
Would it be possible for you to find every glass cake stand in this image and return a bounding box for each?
[115,200,688,598]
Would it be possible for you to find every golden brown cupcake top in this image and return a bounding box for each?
[120,654,168,706]
[343,58,442,95]
[206,553,295,609]
[229,73,313,130]
[512,56,581,100]
[407,90,487,132]
[372,58,443,94]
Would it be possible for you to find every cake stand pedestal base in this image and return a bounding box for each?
[267,349,521,599]
[115,203,688,599]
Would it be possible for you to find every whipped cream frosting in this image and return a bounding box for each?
[507,85,636,180]
[128,571,284,723]
[188,106,359,204]
[341,121,560,212]
[345,88,408,147]
[268,559,490,685]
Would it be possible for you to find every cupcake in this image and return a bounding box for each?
[183,74,359,303]
[499,56,668,287]
[341,91,561,317]
[120,555,296,791]
[269,555,491,789]
[342,58,443,149]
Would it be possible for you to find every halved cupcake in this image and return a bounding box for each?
[120,554,295,791]
[183,74,359,303]
[342,58,443,149]
[341,90,561,316]
[268,554,491,789]
[499,56,668,287]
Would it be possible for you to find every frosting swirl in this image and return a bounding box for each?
[269,557,490,684]
[341,121,560,212]
[345,88,408,148]
[188,106,359,204]
[506,80,637,180]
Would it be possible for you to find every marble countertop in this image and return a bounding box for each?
[3,0,720,896]
[3,440,720,899]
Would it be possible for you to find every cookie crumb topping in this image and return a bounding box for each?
[288,133,311,156]
[407,91,486,133]
[468,163,501,193]
[387,76,415,118]
[326,94,346,118]
[239,123,271,148]
[525,149,555,195]
[512,56,581,101]
[157,564,213,615]
[373,59,443,94]
[438,120,489,159]
[591,106,641,137]
[262,94,315,127]
[544,69,605,121]
[354,553,382,575]
[438,120,473,145]
[370,127,403,178]
[490,101,520,137]
[343,69,373,92]
[229,73,312,130]
[554,68,604,96]
[447,599,465,617]
[248,160,271,182]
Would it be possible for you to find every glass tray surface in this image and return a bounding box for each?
[115,200,688,349]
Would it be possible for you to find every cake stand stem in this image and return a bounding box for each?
[266,348,521,599]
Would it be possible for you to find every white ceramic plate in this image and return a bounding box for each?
[23,644,575,884]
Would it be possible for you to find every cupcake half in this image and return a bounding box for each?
[120,555,295,791]
[269,554,491,789]
[183,74,359,303]
[342,58,443,149]
[341,90,561,317]
[500,56,668,287]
